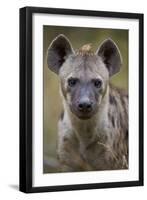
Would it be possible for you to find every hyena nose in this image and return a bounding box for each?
[78,101,92,112]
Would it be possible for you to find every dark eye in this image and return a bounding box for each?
[68,78,78,87]
[93,79,102,88]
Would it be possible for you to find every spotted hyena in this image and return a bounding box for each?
[47,34,128,172]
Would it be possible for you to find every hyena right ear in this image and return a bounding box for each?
[96,39,122,77]
[47,34,74,74]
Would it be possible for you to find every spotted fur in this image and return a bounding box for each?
[47,34,128,172]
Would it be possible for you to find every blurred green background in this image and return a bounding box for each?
[43,25,128,173]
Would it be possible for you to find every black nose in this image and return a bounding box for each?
[78,102,92,112]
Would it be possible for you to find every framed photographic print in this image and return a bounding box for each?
[19,6,144,193]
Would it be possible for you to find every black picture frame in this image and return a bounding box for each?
[19,6,144,193]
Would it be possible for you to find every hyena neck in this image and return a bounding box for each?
[64,87,110,147]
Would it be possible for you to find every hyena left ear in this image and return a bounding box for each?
[96,39,122,77]
[47,34,74,74]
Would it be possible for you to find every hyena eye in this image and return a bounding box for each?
[68,78,78,87]
[93,79,102,88]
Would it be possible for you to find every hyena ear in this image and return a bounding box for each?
[47,34,74,74]
[96,39,122,77]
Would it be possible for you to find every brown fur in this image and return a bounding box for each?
[57,85,128,171]
[47,34,128,172]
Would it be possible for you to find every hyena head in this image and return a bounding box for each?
[47,34,122,119]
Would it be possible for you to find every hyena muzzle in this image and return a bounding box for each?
[47,34,128,171]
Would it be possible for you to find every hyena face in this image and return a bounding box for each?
[59,55,109,119]
[47,34,122,119]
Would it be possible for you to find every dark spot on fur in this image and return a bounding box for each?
[63,137,68,142]
[60,110,64,121]
[125,130,128,140]
[109,94,117,105]
[111,116,115,127]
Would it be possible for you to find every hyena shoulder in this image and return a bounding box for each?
[108,84,128,131]
[108,84,128,163]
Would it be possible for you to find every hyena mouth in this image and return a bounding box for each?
[70,105,97,120]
